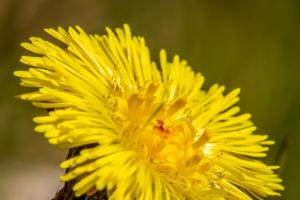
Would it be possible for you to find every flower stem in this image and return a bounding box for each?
[52,147,108,200]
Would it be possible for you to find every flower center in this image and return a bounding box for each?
[153,120,171,139]
[118,82,212,178]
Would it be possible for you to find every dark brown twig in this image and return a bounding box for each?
[52,147,108,200]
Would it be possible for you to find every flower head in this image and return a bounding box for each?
[15,24,283,199]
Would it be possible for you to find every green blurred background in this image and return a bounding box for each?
[0,0,299,199]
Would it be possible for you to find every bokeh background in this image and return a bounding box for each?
[0,0,299,199]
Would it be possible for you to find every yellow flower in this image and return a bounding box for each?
[15,24,283,199]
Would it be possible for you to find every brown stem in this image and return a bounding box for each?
[52,147,108,200]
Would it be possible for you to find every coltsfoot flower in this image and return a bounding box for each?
[15,24,283,199]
